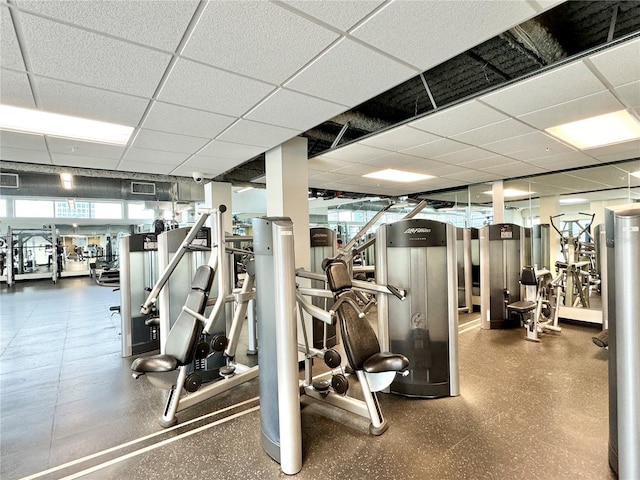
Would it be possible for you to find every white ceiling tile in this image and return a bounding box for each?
[566,165,631,188]
[358,126,441,151]
[199,141,265,161]
[589,37,640,87]
[409,100,508,137]
[401,138,472,159]
[331,162,380,176]
[0,131,45,150]
[360,151,428,168]
[132,129,209,154]
[117,159,175,175]
[34,76,149,126]
[282,0,384,31]
[307,171,354,184]
[159,58,275,116]
[50,152,119,170]
[397,158,455,175]
[458,155,519,170]
[616,81,640,108]
[441,169,503,183]
[451,119,535,145]
[525,151,599,169]
[170,156,239,178]
[431,147,498,165]
[20,13,172,97]
[143,101,236,139]
[587,139,640,163]
[245,88,346,131]
[0,146,50,164]
[499,141,575,162]
[285,38,417,108]
[16,0,198,51]
[216,120,298,149]
[1,6,25,70]
[46,137,125,159]
[0,69,35,108]
[351,0,536,70]
[518,90,624,129]
[481,61,606,116]
[182,1,339,84]
[307,156,352,172]
[123,147,189,165]
[482,131,566,155]
[478,161,546,176]
[321,143,390,162]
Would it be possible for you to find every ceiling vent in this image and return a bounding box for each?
[0,173,19,188]
[131,181,156,195]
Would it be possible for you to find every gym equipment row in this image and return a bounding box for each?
[130,206,258,427]
[2,225,60,285]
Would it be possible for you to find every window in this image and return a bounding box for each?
[56,201,91,218]
[0,198,6,217]
[92,202,122,219]
[127,202,155,220]
[15,199,54,218]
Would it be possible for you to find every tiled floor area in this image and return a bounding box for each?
[1,277,614,480]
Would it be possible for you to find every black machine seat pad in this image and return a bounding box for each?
[507,300,537,313]
[131,355,178,373]
[324,258,408,373]
[363,352,409,373]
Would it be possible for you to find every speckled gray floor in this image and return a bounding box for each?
[1,277,614,480]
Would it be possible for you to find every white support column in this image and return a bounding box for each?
[265,136,310,270]
[492,180,505,224]
[266,137,311,355]
[539,195,560,268]
[204,181,233,236]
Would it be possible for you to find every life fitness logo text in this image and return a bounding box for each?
[312,233,328,238]
[403,227,431,241]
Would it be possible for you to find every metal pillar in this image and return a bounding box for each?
[614,207,640,479]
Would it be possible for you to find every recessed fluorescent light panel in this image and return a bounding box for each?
[631,170,640,179]
[545,110,640,149]
[0,105,134,145]
[363,169,434,183]
[236,187,254,193]
[559,197,588,205]
[483,188,534,197]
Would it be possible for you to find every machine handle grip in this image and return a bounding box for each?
[387,284,406,300]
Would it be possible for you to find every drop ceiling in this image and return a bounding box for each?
[1,0,640,203]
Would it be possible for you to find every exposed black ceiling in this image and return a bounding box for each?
[213,0,640,198]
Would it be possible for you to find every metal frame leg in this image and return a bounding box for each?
[160,365,188,428]
[356,370,388,435]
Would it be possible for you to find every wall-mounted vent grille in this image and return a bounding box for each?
[0,173,19,188]
[131,182,156,195]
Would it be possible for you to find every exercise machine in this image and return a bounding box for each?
[456,227,473,314]
[119,233,160,357]
[254,217,408,475]
[550,213,602,324]
[130,206,258,427]
[479,223,528,329]
[309,227,337,349]
[3,225,59,285]
[506,266,562,342]
[376,219,460,398]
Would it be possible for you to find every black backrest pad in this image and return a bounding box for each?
[164,266,211,365]
[325,259,352,293]
[192,265,214,292]
[337,290,381,370]
[520,266,537,286]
